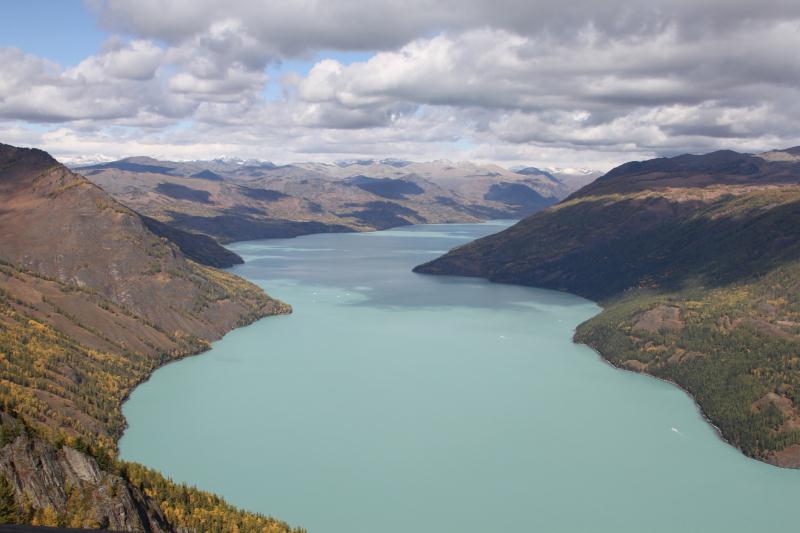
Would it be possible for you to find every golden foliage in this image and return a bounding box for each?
[122,462,304,533]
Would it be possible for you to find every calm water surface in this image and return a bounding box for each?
[120,222,800,533]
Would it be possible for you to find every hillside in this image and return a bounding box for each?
[78,157,574,243]
[415,147,800,467]
[0,144,299,530]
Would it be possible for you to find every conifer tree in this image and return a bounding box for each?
[0,475,19,524]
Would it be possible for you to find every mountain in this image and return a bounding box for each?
[415,147,800,468]
[0,144,299,530]
[546,167,604,191]
[77,157,582,243]
[139,214,243,268]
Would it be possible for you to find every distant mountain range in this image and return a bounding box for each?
[416,147,800,468]
[76,157,594,246]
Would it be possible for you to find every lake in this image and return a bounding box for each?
[120,221,800,533]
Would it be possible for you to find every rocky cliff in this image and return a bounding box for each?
[0,412,167,530]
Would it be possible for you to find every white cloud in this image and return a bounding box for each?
[2,1,800,168]
[74,39,164,81]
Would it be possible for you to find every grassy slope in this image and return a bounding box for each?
[0,263,302,531]
[0,259,286,450]
[416,179,800,466]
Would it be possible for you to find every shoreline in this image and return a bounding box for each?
[119,220,800,471]
[577,335,759,465]
[116,221,503,443]
[115,298,291,448]
[116,222,506,445]
[580,338,798,470]
[115,220,800,533]
[411,265,798,470]
[572,338,800,470]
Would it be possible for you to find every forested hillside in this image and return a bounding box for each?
[416,148,800,467]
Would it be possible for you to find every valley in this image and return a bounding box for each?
[5,3,799,531]
[4,140,800,532]
[78,157,588,244]
[0,142,592,530]
[120,222,800,533]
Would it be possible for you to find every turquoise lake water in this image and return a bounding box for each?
[120,221,800,533]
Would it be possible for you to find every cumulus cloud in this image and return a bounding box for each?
[290,23,800,154]
[1,48,144,122]
[87,0,800,53]
[78,38,164,81]
[3,0,800,168]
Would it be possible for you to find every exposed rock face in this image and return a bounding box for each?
[633,306,683,333]
[0,437,168,531]
[0,412,166,531]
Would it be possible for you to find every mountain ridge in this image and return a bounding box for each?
[0,143,300,530]
[75,155,588,244]
[415,146,800,467]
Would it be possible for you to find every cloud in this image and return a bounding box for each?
[288,24,800,153]
[2,0,800,168]
[78,38,164,81]
[0,41,191,123]
[88,0,800,53]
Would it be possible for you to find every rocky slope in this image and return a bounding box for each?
[0,144,299,531]
[415,147,800,467]
[0,412,299,531]
[78,157,576,243]
[0,412,169,530]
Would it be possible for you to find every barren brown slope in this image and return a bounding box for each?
[0,143,291,443]
[0,145,281,342]
[415,147,800,467]
[0,144,298,531]
[80,157,567,243]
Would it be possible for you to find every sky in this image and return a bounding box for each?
[2,0,800,170]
